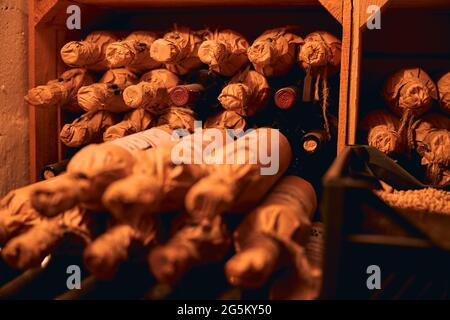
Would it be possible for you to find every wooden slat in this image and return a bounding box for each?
[56,29,68,161]
[318,0,342,24]
[346,0,361,146]
[29,0,59,182]
[337,0,352,154]
[358,0,389,30]
[75,0,320,7]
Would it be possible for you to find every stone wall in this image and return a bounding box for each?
[0,0,29,196]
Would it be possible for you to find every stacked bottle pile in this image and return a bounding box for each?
[10,25,344,299]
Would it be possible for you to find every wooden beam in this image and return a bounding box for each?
[358,0,390,30]
[318,0,342,24]
[29,1,60,181]
[346,0,362,146]
[337,0,352,154]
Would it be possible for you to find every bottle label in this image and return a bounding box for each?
[109,127,175,151]
[306,221,324,267]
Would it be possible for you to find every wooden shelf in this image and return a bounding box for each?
[27,0,346,181]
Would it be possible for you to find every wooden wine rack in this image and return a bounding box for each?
[27,0,450,182]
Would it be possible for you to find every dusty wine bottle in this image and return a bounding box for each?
[40,159,70,180]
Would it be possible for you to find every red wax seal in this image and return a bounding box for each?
[170,86,190,106]
[275,87,297,109]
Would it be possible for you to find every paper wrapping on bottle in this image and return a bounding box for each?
[103,135,211,223]
[414,114,450,186]
[383,67,438,116]
[106,31,161,73]
[1,207,93,269]
[108,126,176,151]
[156,106,197,133]
[0,181,52,244]
[60,110,118,147]
[25,68,94,112]
[60,31,117,71]
[78,68,138,112]
[360,109,402,155]
[248,27,303,77]
[198,29,249,76]
[218,70,270,117]
[233,176,316,252]
[103,108,156,142]
[204,110,247,131]
[83,220,157,280]
[31,143,138,216]
[123,69,180,113]
[150,26,204,75]
[185,128,292,220]
[298,31,341,77]
[148,215,230,284]
[437,72,450,114]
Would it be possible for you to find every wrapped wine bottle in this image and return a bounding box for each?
[247,27,303,77]
[225,176,317,289]
[150,26,204,75]
[106,31,161,73]
[148,215,230,284]
[185,128,292,221]
[437,71,450,114]
[41,159,70,180]
[83,219,158,280]
[218,69,271,117]
[204,110,247,131]
[360,109,402,155]
[77,68,138,113]
[60,110,118,147]
[60,31,118,71]
[414,113,450,186]
[198,29,249,76]
[1,207,94,270]
[383,67,438,152]
[103,128,291,224]
[298,31,341,138]
[122,69,180,114]
[25,68,94,112]
[103,108,156,142]
[0,182,50,245]
[30,127,177,217]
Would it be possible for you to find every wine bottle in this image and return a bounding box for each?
[77,68,138,113]
[300,129,329,155]
[150,26,203,75]
[106,31,161,73]
[60,31,118,72]
[225,176,316,288]
[31,127,179,217]
[25,68,94,112]
[169,83,205,107]
[274,85,300,110]
[40,159,70,180]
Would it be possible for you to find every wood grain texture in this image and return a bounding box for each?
[337,0,352,154]
[358,0,389,30]
[318,0,342,24]
[29,0,59,182]
[347,0,361,146]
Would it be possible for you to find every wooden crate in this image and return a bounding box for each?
[343,0,450,147]
[28,0,348,182]
[321,145,450,299]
